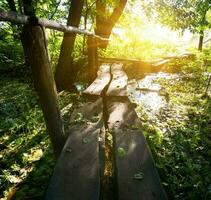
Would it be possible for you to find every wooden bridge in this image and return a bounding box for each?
[0,9,168,199]
[45,63,168,200]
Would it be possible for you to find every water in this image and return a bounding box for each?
[127,72,178,114]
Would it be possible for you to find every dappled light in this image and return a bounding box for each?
[0,0,210,199]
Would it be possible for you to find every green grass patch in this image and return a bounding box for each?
[137,56,211,199]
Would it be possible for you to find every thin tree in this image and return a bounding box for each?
[55,0,84,91]
[95,0,127,48]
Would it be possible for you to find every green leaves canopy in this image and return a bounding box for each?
[142,0,211,33]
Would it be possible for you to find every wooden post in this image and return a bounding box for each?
[22,24,65,157]
[87,36,98,82]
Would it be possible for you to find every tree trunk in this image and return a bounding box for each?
[95,0,127,48]
[87,36,98,82]
[198,31,204,51]
[22,24,65,157]
[55,0,84,91]
[22,0,35,16]
[17,0,23,14]
[204,75,211,97]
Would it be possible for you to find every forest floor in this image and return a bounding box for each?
[128,71,211,199]
[0,52,211,200]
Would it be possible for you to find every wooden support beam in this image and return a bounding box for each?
[22,24,65,157]
[0,9,108,40]
[99,56,141,63]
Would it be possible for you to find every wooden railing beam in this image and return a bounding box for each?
[0,9,108,41]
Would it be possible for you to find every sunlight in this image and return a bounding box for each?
[113,20,195,51]
[110,1,199,58]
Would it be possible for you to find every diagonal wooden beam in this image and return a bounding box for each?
[0,9,108,40]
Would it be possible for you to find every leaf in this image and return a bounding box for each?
[133,171,144,180]
[31,149,43,161]
[82,138,89,144]
[8,175,22,183]
[117,147,126,157]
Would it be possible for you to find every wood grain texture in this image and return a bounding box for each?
[107,98,168,200]
[106,63,128,97]
[87,36,98,83]
[0,9,109,40]
[83,63,111,96]
[45,98,104,200]
[22,24,65,157]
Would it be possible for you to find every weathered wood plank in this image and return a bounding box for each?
[98,56,141,63]
[107,98,167,200]
[106,63,128,96]
[83,63,111,96]
[45,98,104,200]
[150,59,170,67]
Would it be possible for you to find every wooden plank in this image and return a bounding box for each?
[107,98,167,200]
[151,59,170,67]
[98,56,141,63]
[106,63,128,96]
[83,63,111,96]
[45,98,104,200]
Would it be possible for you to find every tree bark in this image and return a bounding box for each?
[22,24,65,157]
[87,36,98,82]
[55,0,84,91]
[95,0,127,48]
[198,31,204,51]
[22,0,35,16]
[17,0,23,14]
[0,10,100,36]
[6,0,16,11]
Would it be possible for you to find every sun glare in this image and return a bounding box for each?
[110,2,199,58]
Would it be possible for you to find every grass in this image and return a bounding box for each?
[0,76,54,199]
[0,75,80,200]
[136,56,211,199]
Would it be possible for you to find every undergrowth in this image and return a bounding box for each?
[0,76,80,200]
[137,53,211,199]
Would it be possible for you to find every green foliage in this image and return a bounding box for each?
[0,36,81,198]
[47,30,63,69]
[0,38,24,75]
[141,0,211,34]
[0,1,210,199]
[0,76,52,199]
[137,55,211,199]
[0,75,82,199]
[103,11,181,59]
[35,0,69,20]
